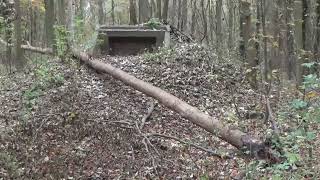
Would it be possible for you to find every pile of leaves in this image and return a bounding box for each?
[0,43,276,179]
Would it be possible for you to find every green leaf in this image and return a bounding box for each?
[306,131,316,141]
[285,152,300,165]
[302,62,316,68]
[291,99,308,110]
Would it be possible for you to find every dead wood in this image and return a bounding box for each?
[140,102,155,129]
[71,50,280,162]
[147,133,233,159]
[0,38,53,54]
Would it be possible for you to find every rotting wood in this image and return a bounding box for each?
[0,38,53,54]
[71,50,280,162]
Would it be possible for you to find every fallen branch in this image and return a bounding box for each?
[266,97,280,135]
[72,50,279,162]
[147,133,233,159]
[0,38,53,54]
[140,102,155,129]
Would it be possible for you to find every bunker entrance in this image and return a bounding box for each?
[94,25,170,56]
[109,36,157,56]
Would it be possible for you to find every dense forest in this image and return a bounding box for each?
[0,0,319,179]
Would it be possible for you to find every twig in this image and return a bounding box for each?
[266,97,280,135]
[140,102,155,129]
[135,122,160,176]
[147,133,233,159]
[135,122,160,156]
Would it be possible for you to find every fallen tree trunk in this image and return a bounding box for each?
[0,38,53,55]
[72,50,278,161]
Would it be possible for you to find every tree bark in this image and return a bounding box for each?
[129,0,138,25]
[44,0,55,49]
[71,50,279,161]
[138,0,150,23]
[181,0,188,31]
[156,0,162,19]
[190,0,197,37]
[227,0,234,51]
[111,0,115,25]
[57,0,66,25]
[162,0,169,21]
[286,0,295,80]
[98,0,105,25]
[216,0,223,57]
[0,38,53,54]
[14,0,24,69]
[201,0,209,44]
[239,1,251,60]
[315,0,320,59]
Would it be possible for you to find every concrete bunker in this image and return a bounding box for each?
[96,25,170,56]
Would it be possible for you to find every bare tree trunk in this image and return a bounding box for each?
[111,0,115,25]
[315,0,320,59]
[227,0,234,51]
[14,0,24,69]
[44,0,55,49]
[261,0,269,85]
[239,1,251,60]
[162,0,169,22]
[216,0,223,57]
[98,0,105,25]
[156,0,161,19]
[177,0,182,30]
[129,0,138,25]
[171,0,177,26]
[72,50,279,161]
[181,0,188,31]
[67,0,75,44]
[190,0,197,37]
[286,0,295,80]
[79,0,85,20]
[57,0,66,25]
[138,0,151,23]
[201,0,209,44]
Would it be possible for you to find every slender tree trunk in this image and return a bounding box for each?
[171,0,177,26]
[216,0,222,57]
[177,0,182,30]
[44,0,55,49]
[98,0,105,25]
[315,0,320,59]
[201,0,209,44]
[190,0,197,37]
[129,0,138,25]
[111,0,115,25]
[261,0,269,84]
[162,0,169,22]
[239,1,251,60]
[14,0,24,69]
[227,0,234,51]
[181,0,188,31]
[57,0,66,25]
[67,0,75,44]
[139,0,150,23]
[286,0,295,80]
[156,0,161,19]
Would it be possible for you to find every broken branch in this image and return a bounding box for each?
[147,133,233,159]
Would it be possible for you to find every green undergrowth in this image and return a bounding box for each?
[22,58,65,119]
[244,62,320,179]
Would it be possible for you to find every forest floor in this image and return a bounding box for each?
[0,44,319,179]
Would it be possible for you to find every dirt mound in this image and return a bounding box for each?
[0,44,262,179]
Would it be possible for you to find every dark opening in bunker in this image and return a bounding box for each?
[108,37,157,56]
